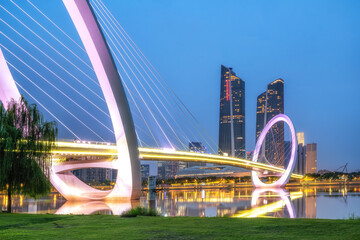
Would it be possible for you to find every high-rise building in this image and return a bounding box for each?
[187,142,206,168]
[141,164,150,183]
[306,143,317,174]
[158,161,178,179]
[255,79,284,166]
[295,132,306,175]
[157,161,166,179]
[218,65,245,158]
[255,92,266,141]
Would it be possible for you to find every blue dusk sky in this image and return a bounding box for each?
[0,0,359,172]
[111,0,360,171]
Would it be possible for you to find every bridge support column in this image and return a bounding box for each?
[63,0,140,200]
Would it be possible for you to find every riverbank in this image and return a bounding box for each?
[0,214,359,239]
[145,181,360,191]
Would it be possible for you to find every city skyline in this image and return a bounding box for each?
[109,0,359,171]
[1,1,360,229]
[0,0,359,172]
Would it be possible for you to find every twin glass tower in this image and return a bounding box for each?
[218,65,285,165]
[218,65,245,158]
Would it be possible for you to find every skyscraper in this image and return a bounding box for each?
[255,79,284,166]
[218,65,245,158]
[295,132,306,175]
[256,92,266,141]
[306,143,317,174]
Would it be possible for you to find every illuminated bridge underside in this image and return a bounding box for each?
[53,142,303,180]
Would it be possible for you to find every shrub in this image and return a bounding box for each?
[120,207,159,217]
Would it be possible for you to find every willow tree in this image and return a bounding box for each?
[0,97,57,213]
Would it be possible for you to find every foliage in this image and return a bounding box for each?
[304,172,360,181]
[0,214,360,239]
[156,176,252,186]
[0,97,57,212]
[120,207,159,217]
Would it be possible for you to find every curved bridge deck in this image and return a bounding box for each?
[53,141,303,179]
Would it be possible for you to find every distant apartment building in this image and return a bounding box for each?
[306,143,317,174]
[255,79,285,167]
[73,168,112,183]
[218,65,245,158]
[157,161,166,179]
[141,164,150,183]
[157,161,178,179]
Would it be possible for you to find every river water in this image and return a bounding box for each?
[1,185,359,219]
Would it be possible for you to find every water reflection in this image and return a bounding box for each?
[233,188,297,218]
[1,185,360,219]
[56,201,138,215]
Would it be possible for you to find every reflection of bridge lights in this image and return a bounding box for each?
[233,188,301,218]
[55,201,132,215]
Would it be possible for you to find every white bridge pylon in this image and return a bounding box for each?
[0,0,301,201]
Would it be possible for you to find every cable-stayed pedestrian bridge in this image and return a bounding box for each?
[0,0,302,201]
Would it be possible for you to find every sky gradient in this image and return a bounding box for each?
[1,0,359,172]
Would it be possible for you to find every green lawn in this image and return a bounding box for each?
[0,214,359,239]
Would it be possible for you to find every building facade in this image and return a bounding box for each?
[255,79,284,167]
[141,164,150,183]
[72,168,112,184]
[157,161,178,179]
[218,65,245,158]
[295,132,306,175]
[306,143,317,174]
[255,92,266,141]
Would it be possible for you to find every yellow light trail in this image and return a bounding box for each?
[52,141,303,179]
[232,191,303,218]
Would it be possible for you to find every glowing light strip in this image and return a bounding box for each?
[56,141,117,149]
[52,150,115,156]
[50,142,303,179]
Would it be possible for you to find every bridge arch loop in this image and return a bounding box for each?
[251,114,297,188]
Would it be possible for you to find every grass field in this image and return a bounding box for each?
[0,214,359,239]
